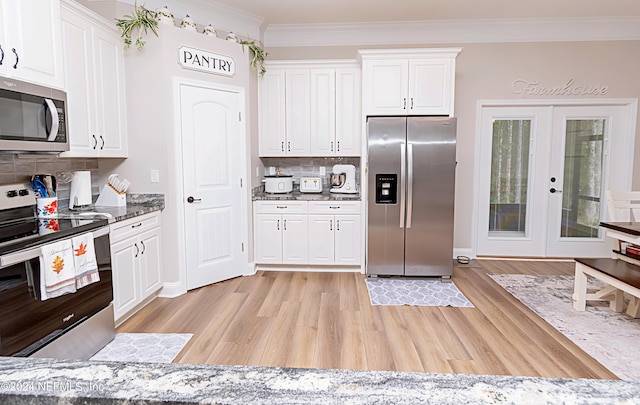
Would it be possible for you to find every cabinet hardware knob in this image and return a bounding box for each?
[276,205,288,209]
[331,141,334,151]
[337,141,340,151]
[410,98,414,109]
[134,243,139,258]
[11,48,18,69]
[0,44,4,66]
[100,135,105,150]
[330,219,332,231]
[92,134,97,149]
[277,219,280,230]
[337,220,340,231]
[131,223,142,228]
[329,206,340,209]
[140,241,146,254]
[403,98,407,110]
[281,141,284,152]
[288,141,291,152]
[284,219,287,230]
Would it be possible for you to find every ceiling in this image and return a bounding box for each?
[207,0,640,25]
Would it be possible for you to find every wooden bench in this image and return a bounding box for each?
[573,258,640,317]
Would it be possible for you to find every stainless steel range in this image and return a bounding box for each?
[0,183,115,358]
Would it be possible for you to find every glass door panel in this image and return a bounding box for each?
[489,119,531,236]
[560,119,604,238]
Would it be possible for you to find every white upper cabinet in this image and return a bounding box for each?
[360,48,461,116]
[259,61,361,157]
[0,0,64,88]
[60,0,128,158]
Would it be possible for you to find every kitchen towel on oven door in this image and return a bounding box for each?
[40,240,77,300]
[72,232,99,289]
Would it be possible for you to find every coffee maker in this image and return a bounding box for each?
[330,164,358,194]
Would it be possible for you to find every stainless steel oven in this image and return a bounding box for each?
[0,77,68,153]
[0,184,114,359]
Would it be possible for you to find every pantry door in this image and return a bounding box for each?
[476,103,634,258]
[179,82,248,290]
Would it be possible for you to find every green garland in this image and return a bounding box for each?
[115,2,159,50]
[240,40,268,76]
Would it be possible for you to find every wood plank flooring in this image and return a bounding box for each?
[117,260,619,379]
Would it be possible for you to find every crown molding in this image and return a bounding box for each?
[264,17,640,47]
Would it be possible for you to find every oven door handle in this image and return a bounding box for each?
[0,227,109,268]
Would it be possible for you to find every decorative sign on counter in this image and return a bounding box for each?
[178,46,235,77]
[512,78,608,97]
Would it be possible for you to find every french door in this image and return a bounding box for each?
[477,103,634,258]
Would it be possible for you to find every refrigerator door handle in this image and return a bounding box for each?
[407,143,414,228]
[400,143,406,228]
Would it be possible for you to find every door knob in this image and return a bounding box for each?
[187,196,202,203]
[549,188,562,194]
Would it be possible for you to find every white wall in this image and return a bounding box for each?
[267,41,640,254]
[98,22,257,291]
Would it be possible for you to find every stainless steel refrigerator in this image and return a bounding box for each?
[367,116,456,277]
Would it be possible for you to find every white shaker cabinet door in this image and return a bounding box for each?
[409,59,454,116]
[285,69,311,156]
[138,228,163,298]
[281,214,309,264]
[363,60,409,115]
[308,214,335,264]
[335,68,361,156]
[92,24,128,157]
[254,214,283,264]
[111,236,140,321]
[259,69,286,156]
[309,69,336,156]
[0,0,64,88]
[334,215,361,265]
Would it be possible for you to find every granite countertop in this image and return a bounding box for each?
[0,357,639,404]
[58,194,165,223]
[253,190,361,201]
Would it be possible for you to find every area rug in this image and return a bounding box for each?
[365,278,474,307]
[90,333,192,364]
[489,274,640,382]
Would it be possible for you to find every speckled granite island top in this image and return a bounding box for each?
[253,190,360,201]
[1,358,639,404]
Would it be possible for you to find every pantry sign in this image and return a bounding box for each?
[178,46,235,77]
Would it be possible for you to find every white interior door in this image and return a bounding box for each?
[477,103,635,258]
[180,83,247,290]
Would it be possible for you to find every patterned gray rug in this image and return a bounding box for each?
[489,274,640,382]
[365,278,474,307]
[90,333,192,364]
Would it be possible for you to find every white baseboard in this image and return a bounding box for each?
[158,281,186,298]
[454,248,475,259]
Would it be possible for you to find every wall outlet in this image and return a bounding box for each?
[150,169,160,183]
[319,167,326,176]
[269,166,276,175]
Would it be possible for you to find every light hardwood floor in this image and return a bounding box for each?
[117,260,618,379]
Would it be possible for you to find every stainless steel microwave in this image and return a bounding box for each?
[0,78,69,153]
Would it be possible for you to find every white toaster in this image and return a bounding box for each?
[299,177,322,193]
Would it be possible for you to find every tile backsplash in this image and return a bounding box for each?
[0,154,100,199]
[260,157,361,188]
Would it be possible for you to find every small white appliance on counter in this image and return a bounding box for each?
[263,174,293,194]
[330,164,358,194]
[299,177,322,193]
[68,171,93,210]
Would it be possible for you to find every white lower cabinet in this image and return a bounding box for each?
[254,200,361,268]
[308,201,361,265]
[254,201,309,264]
[110,211,163,324]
